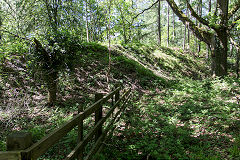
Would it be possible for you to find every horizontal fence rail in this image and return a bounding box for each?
[0,87,131,160]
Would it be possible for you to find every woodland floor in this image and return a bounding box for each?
[0,43,240,159]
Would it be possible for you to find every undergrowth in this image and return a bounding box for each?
[99,77,240,159]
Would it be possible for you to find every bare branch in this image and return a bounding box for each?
[166,0,213,45]
[186,0,216,30]
[133,0,162,20]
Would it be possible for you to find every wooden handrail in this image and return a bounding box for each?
[22,113,83,159]
[65,88,131,160]
[21,87,121,159]
[85,90,132,160]
[0,86,131,160]
[0,151,22,160]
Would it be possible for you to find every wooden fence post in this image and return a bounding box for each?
[6,132,32,159]
[112,90,120,118]
[95,93,103,142]
[7,132,32,151]
[77,106,83,160]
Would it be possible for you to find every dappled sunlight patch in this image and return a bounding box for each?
[153,50,179,67]
[103,75,240,159]
[212,79,231,91]
[167,115,181,125]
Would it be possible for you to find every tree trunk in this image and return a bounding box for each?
[187,24,190,50]
[166,0,229,76]
[195,3,198,54]
[34,38,58,106]
[107,0,112,88]
[157,0,161,46]
[183,22,186,50]
[89,3,93,42]
[183,2,188,50]
[211,32,228,76]
[123,21,127,44]
[119,5,127,44]
[198,0,202,53]
[209,0,212,13]
[85,0,89,42]
[236,47,239,78]
[206,0,212,58]
[47,71,58,106]
[167,4,170,47]
[211,0,229,76]
[172,12,175,39]
[230,37,240,78]
[187,0,190,49]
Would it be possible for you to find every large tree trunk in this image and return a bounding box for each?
[166,0,229,76]
[211,31,228,76]
[34,38,58,106]
[211,0,229,76]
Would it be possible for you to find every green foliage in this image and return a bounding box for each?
[29,127,46,143]
[33,29,81,70]
[236,19,240,30]
[0,38,29,61]
[0,140,6,151]
[206,12,221,29]
[2,40,28,54]
[101,75,240,159]
[79,42,108,55]
[112,54,166,88]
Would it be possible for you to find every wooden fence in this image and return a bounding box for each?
[0,87,131,160]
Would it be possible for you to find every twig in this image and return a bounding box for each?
[133,0,160,20]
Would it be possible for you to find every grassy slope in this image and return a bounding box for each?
[0,43,240,159]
